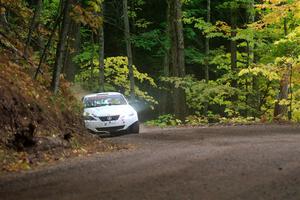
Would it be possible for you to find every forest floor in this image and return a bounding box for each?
[1,125,300,200]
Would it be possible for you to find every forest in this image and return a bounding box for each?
[1,0,300,130]
[1,0,300,191]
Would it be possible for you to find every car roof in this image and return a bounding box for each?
[83,92,123,99]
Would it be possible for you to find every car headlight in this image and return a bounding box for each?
[84,116,97,121]
[83,113,97,121]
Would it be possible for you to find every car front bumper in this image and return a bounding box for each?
[84,115,138,133]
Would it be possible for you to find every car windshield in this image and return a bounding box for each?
[83,94,127,108]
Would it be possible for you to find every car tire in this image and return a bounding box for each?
[130,121,140,134]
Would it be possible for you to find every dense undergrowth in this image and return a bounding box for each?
[145,114,283,128]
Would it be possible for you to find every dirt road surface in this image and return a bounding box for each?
[1,125,300,200]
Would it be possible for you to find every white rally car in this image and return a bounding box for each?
[82,92,139,134]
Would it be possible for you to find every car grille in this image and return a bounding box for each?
[96,125,125,132]
[99,115,120,121]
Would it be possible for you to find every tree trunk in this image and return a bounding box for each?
[203,0,211,116]
[123,0,135,100]
[51,0,71,94]
[205,0,210,83]
[167,0,186,120]
[274,18,290,119]
[230,8,238,89]
[64,20,81,82]
[99,3,105,92]
[274,68,290,118]
[160,47,171,115]
[248,0,255,65]
[24,0,43,58]
[248,0,256,118]
[0,10,8,27]
[90,33,95,84]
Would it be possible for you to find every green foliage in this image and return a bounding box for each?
[75,56,158,106]
[291,88,300,122]
[128,0,146,20]
[71,0,103,32]
[145,114,182,127]
[161,76,237,116]
[4,0,300,125]
[185,47,205,65]
[239,65,280,81]
[185,115,208,125]
[183,16,227,39]
[219,116,259,124]
[131,29,163,51]
[40,0,60,24]
[145,114,260,127]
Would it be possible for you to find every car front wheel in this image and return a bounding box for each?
[129,121,140,134]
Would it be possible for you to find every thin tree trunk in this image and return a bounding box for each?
[274,18,290,119]
[34,11,62,79]
[51,0,71,94]
[203,0,211,116]
[99,3,105,92]
[63,39,70,74]
[289,64,293,120]
[161,48,171,115]
[246,0,260,118]
[123,0,135,100]
[248,0,255,118]
[90,33,95,83]
[0,11,8,26]
[245,41,250,117]
[274,68,290,118]
[230,7,238,109]
[205,0,210,83]
[230,8,238,90]
[167,0,186,120]
[248,0,255,65]
[24,0,42,58]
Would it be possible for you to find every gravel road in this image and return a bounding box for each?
[1,125,300,200]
